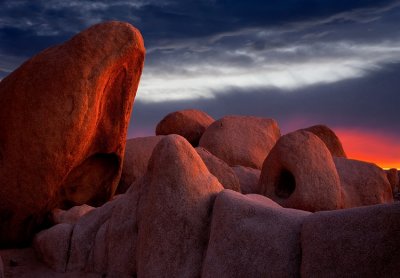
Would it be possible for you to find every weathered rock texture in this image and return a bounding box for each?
[301,125,347,157]
[32,135,223,277]
[334,157,393,207]
[202,190,310,278]
[301,203,400,277]
[51,205,94,225]
[0,21,145,246]
[116,136,164,193]
[155,109,214,146]
[137,135,223,277]
[386,168,399,192]
[0,255,3,278]
[199,115,280,169]
[259,130,342,212]
[232,165,261,194]
[196,147,241,192]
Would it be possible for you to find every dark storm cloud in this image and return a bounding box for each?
[129,61,400,138]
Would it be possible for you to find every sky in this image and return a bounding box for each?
[0,0,399,168]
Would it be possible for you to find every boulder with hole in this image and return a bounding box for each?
[0,21,145,246]
[155,109,214,146]
[202,190,311,278]
[259,130,342,212]
[199,115,280,169]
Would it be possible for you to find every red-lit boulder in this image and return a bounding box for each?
[116,136,164,193]
[199,115,280,169]
[196,147,241,192]
[137,135,223,277]
[232,165,261,194]
[0,21,145,246]
[334,157,393,207]
[386,168,399,192]
[202,190,310,278]
[301,203,400,277]
[259,130,342,212]
[155,109,214,146]
[300,125,346,157]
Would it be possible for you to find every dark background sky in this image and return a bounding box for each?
[0,0,399,167]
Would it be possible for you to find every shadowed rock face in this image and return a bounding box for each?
[301,125,347,157]
[259,130,342,212]
[0,21,145,246]
[199,115,281,169]
[386,168,399,192]
[334,157,393,207]
[232,165,261,194]
[155,109,214,146]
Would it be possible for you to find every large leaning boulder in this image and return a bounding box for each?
[116,136,164,193]
[155,109,214,146]
[259,130,342,212]
[199,115,280,169]
[196,147,241,192]
[334,157,393,208]
[300,125,346,157]
[0,21,145,246]
[202,190,310,278]
[137,135,223,277]
[301,203,400,277]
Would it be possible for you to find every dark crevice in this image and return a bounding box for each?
[275,168,296,199]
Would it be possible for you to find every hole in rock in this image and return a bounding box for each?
[275,168,296,199]
[61,153,119,209]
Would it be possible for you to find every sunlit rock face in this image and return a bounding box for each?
[199,115,281,169]
[0,21,145,246]
[155,109,214,146]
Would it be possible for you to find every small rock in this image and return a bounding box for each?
[232,165,261,194]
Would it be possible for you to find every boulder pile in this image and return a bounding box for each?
[0,21,398,277]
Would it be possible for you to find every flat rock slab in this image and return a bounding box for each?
[301,202,400,277]
[202,190,311,278]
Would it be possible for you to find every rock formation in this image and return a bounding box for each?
[199,115,280,169]
[301,203,400,277]
[232,165,261,194]
[334,157,393,207]
[155,109,214,146]
[259,130,342,212]
[300,125,347,157]
[31,135,223,277]
[386,168,399,192]
[0,21,145,246]
[116,135,164,193]
[202,190,310,278]
[196,147,241,192]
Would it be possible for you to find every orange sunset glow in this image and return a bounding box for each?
[335,128,400,170]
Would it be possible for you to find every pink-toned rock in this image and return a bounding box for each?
[137,135,223,277]
[232,165,261,194]
[155,109,214,146]
[199,115,280,169]
[301,203,400,277]
[386,168,399,192]
[334,157,393,208]
[196,147,241,192]
[0,21,145,246]
[33,224,73,272]
[259,130,342,212]
[116,135,164,193]
[202,190,310,278]
[51,205,95,225]
[0,255,3,278]
[301,125,346,157]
